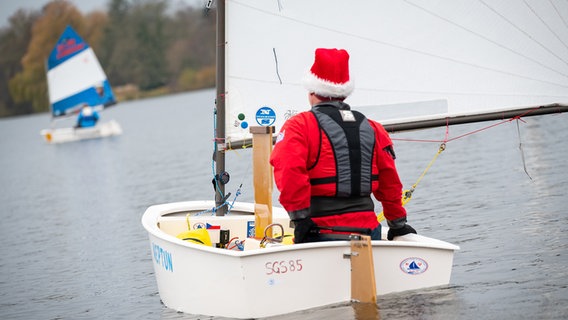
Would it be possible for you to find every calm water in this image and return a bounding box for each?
[1,90,567,319]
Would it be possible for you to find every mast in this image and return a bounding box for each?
[214,0,227,216]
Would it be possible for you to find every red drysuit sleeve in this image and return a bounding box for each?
[270,113,313,215]
[370,120,407,222]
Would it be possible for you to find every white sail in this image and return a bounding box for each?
[46,25,117,117]
[47,48,108,109]
[224,0,568,143]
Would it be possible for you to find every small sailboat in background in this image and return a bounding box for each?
[40,25,122,144]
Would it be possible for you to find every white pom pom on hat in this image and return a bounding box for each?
[303,48,354,98]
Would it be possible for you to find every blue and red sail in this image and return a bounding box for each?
[46,25,116,118]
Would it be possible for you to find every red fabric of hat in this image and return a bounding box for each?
[303,48,354,98]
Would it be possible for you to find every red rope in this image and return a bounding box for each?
[392,107,540,144]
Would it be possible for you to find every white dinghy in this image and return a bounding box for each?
[142,201,458,319]
[40,119,122,144]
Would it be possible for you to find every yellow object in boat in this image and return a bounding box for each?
[273,233,294,245]
[176,228,212,246]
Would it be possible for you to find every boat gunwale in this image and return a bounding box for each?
[142,201,460,257]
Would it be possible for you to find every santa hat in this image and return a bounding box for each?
[303,48,354,98]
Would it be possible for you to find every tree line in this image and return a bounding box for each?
[0,0,216,118]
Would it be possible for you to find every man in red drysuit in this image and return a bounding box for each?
[269,48,417,243]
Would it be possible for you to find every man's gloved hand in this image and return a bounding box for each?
[292,218,317,243]
[387,224,417,241]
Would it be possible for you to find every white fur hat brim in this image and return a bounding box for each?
[303,71,354,98]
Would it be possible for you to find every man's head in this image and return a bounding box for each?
[81,105,94,116]
[303,48,354,101]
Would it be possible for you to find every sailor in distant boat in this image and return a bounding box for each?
[76,104,100,128]
[270,48,417,243]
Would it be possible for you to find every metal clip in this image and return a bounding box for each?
[343,252,360,259]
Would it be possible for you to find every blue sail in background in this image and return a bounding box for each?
[46,25,116,118]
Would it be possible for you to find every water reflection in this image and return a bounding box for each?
[353,302,380,319]
[376,286,462,320]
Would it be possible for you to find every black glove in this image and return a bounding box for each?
[292,218,317,243]
[387,224,417,241]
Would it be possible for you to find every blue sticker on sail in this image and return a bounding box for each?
[255,106,276,126]
[400,257,428,275]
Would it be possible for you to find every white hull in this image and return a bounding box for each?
[40,119,122,144]
[142,201,459,319]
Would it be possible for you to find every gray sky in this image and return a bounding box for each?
[1,0,204,28]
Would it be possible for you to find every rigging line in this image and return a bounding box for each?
[410,143,447,191]
[228,147,253,194]
[381,121,447,222]
[232,1,568,88]
[394,107,542,144]
[225,137,253,150]
[444,117,450,142]
[524,0,568,53]
[376,141,446,222]
[213,144,252,213]
[380,113,538,222]
[394,119,508,143]
[272,48,283,84]
[446,118,515,142]
[196,201,229,216]
[445,106,542,142]
[549,0,568,30]
[516,119,533,180]
[479,0,568,68]
[407,0,568,78]
[226,163,251,213]
[393,138,446,143]
[380,110,548,221]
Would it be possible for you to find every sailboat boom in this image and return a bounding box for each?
[382,103,568,133]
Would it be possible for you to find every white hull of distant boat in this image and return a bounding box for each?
[142,201,459,319]
[40,119,122,144]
